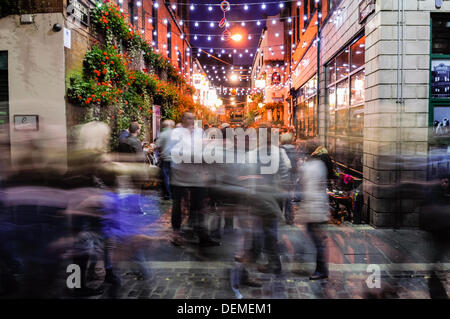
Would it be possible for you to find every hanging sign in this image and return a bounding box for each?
[219,17,227,28]
[220,1,231,12]
[271,72,281,85]
[359,0,376,24]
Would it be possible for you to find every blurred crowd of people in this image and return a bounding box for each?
[0,112,448,299]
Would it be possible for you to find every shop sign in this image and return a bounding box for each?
[271,72,281,85]
[359,0,376,24]
[14,115,39,131]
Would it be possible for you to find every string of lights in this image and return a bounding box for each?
[166,1,305,7]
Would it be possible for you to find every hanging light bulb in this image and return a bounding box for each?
[207,36,211,41]
[256,21,261,26]
[244,4,249,10]
[194,35,198,40]
[279,2,284,8]
[136,1,141,7]
[195,22,199,27]
[210,22,214,27]
[171,4,176,10]
[154,2,159,8]
[261,3,266,10]
[190,4,194,10]
[208,6,213,11]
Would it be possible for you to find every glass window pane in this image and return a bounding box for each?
[336,79,349,108]
[307,98,315,137]
[351,71,365,105]
[336,49,349,80]
[348,137,363,173]
[432,14,450,55]
[326,136,335,160]
[326,59,336,84]
[336,108,349,136]
[335,136,348,165]
[350,36,365,71]
[327,86,336,133]
[349,106,364,137]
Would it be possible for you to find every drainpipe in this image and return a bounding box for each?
[397,0,401,103]
[317,2,321,141]
[401,0,405,103]
[394,0,404,228]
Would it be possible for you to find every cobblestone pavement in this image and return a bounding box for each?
[59,192,449,299]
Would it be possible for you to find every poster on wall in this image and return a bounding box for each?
[433,106,450,137]
[431,60,450,98]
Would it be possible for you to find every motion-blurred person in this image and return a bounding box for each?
[63,121,118,297]
[156,120,175,200]
[420,174,450,299]
[311,146,335,188]
[169,112,220,247]
[0,126,69,297]
[253,126,291,275]
[294,150,330,280]
[280,133,299,225]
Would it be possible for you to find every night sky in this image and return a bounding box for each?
[189,0,281,66]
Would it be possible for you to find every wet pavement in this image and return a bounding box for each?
[7,190,445,299]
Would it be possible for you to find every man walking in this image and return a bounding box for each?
[156,120,175,200]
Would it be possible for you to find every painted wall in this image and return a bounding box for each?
[0,13,67,168]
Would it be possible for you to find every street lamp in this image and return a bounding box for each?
[231,34,243,42]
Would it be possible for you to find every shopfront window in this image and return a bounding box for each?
[351,70,365,105]
[349,106,364,137]
[326,60,336,84]
[327,85,336,133]
[336,50,349,80]
[325,35,365,173]
[351,37,365,71]
[336,79,349,108]
[295,75,318,138]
